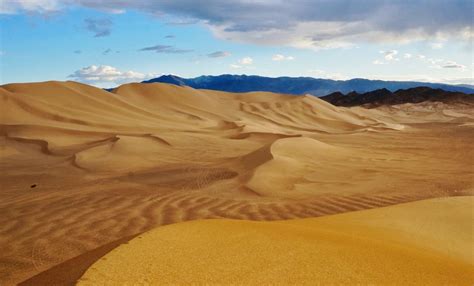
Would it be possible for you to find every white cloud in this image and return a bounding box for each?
[230,57,256,69]
[238,57,253,65]
[417,56,467,69]
[427,58,443,65]
[441,61,466,69]
[68,65,157,85]
[272,54,294,61]
[380,50,399,61]
[0,0,59,14]
[403,53,412,59]
[372,60,385,65]
[372,50,400,65]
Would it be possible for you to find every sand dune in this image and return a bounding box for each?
[78,197,474,285]
[1,81,473,284]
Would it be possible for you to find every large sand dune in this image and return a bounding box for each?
[78,196,474,285]
[1,81,473,284]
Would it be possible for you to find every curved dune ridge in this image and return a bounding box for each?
[78,197,474,285]
[0,81,473,284]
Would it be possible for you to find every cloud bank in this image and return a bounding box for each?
[3,0,472,50]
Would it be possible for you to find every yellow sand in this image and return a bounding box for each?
[78,196,473,285]
[1,81,473,284]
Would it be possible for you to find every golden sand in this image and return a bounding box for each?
[78,197,474,285]
[0,81,473,284]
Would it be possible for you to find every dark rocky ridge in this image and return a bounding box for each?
[320,87,474,107]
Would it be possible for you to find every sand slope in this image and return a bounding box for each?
[1,81,473,284]
[78,197,474,285]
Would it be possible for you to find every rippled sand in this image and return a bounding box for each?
[0,81,472,284]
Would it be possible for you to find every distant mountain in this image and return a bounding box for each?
[143,74,474,96]
[320,87,474,107]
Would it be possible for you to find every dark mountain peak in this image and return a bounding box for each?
[347,91,360,96]
[143,74,186,86]
[369,88,391,94]
[320,86,473,107]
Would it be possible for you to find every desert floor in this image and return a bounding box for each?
[1,81,473,285]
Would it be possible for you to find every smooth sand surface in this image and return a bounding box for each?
[78,197,474,285]
[1,81,473,284]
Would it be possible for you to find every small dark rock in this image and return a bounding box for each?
[30,184,37,188]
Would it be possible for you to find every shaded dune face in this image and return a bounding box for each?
[0,81,473,284]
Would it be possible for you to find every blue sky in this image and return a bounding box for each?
[1,1,472,87]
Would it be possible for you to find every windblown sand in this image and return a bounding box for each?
[78,196,474,285]
[0,81,473,284]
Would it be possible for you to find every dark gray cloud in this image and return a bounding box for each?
[84,17,112,37]
[207,51,231,58]
[139,44,193,54]
[72,1,472,32]
[102,48,112,55]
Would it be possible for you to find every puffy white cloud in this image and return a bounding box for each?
[272,54,294,61]
[403,53,412,59]
[238,57,253,65]
[68,65,157,85]
[230,57,254,69]
[372,50,400,65]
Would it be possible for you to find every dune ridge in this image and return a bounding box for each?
[1,81,473,284]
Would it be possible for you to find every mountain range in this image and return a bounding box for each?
[143,74,474,96]
[320,87,474,107]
